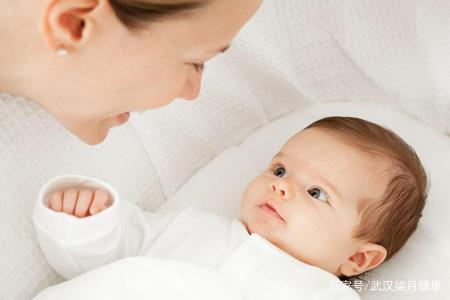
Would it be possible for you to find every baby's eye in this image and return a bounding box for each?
[308,187,329,202]
[273,166,286,178]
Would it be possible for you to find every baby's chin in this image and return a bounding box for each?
[242,216,279,242]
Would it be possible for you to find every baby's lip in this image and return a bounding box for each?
[260,200,286,222]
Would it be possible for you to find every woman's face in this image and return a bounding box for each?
[42,0,261,144]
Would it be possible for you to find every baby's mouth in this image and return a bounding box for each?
[260,201,285,222]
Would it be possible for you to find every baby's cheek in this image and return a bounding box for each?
[309,228,350,267]
[287,219,330,256]
[240,187,259,213]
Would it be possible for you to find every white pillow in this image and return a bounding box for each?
[158,101,450,299]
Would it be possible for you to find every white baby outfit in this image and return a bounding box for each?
[33,175,359,299]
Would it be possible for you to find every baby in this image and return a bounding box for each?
[33,116,428,299]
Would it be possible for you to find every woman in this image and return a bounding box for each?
[0,0,261,144]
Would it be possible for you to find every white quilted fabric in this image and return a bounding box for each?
[232,0,450,128]
[1,0,449,298]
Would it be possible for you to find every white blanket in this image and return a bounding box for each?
[35,236,359,300]
[35,257,239,300]
[33,175,360,299]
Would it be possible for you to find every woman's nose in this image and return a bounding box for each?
[269,180,291,199]
[179,69,203,100]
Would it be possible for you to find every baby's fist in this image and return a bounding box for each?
[48,188,111,218]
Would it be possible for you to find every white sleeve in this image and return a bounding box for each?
[32,175,176,279]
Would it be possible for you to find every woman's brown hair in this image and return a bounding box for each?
[110,0,207,29]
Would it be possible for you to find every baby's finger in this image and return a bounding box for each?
[62,189,78,215]
[48,191,63,212]
[89,189,110,215]
[74,189,94,218]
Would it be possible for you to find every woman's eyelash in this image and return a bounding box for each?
[192,63,205,72]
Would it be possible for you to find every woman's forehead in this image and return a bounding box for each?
[136,0,259,59]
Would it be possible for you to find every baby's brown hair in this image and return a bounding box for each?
[305,116,428,264]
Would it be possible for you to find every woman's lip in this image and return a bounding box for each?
[116,112,130,124]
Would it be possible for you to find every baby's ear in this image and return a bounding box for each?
[339,243,387,277]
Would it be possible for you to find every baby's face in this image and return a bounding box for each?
[240,128,388,275]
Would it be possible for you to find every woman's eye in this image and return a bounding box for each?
[193,63,205,72]
[308,187,329,202]
[273,166,286,178]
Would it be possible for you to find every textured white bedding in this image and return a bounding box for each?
[1,0,449,298]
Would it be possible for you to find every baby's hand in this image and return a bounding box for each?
[48,188,111,218]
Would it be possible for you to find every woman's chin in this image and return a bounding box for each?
[77,127,110,145]
[72,120,114,145]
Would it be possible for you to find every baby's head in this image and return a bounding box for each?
[240,116,428,278]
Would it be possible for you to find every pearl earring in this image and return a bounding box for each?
[56,47,67,56]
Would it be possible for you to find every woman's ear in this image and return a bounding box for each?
[40,0,108,52]
[339,243,387,277]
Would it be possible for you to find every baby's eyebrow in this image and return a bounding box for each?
[273,152,284,160]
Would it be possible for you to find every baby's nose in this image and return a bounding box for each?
[270,182,289,198]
